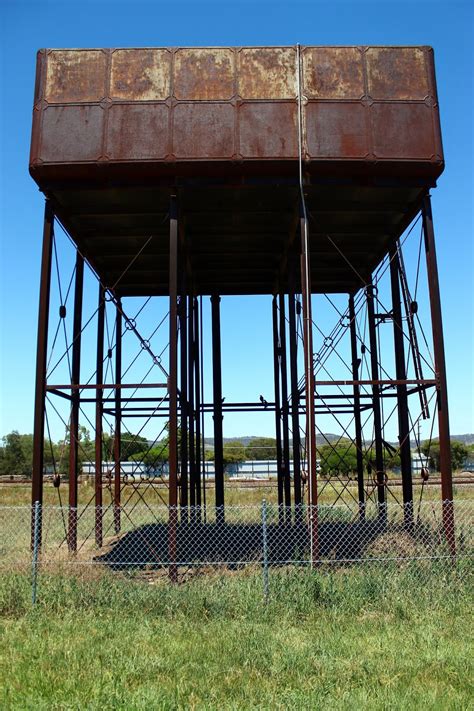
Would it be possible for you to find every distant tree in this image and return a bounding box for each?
[121,434,151,460]
[317,443,358,476]
[0,431,29,477]
[245,437,277,460]
[222,440,246,472]
[421,439,469,472]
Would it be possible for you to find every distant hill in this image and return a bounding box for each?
[204,434,474,449]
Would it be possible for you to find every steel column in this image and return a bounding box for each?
[193,297,202,509]
[211,295,224,521]
[389,245,413,526]
[179,293,188,511]
[348,294,365,518]
[31,201,54,546]
[113,299,122,534]
[95,284,105,546]
[366,281,386,519]
[32,203,54,505]
[421,195,455,553]
[299,209,318,564]
[168,195,179,581]
[188,294,196,508]
[67,251,84,552]
[279,293,291,511]
[288,275,302,511]
[272,296,284,510]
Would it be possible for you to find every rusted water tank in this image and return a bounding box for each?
[30,46,443,180]
[29,47,444,296]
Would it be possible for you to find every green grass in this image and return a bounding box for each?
[1,563,473,710]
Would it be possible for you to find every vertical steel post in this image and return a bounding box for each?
[168,195,179,581]
[95,284,105,546]
[113,299,122,534]
[349,294,365,518]
[300,212,318,559]
[188,294,196,509]
[366,281,386,521]
[272,296,284,512]
[32,201,54,546]
[389,246,413,527]
[67,251,84,552]
[31,501,41,605]
[179,294,188,511]
[279,293,292,512]
[421,195,455,553]
[200,296,207,519]
[211,294,224,522]
[194,297,202,510]
[288,275,302,514]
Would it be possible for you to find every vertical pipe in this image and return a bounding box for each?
[31,501,41,605]
[194,297,202,509]
[272,296,284,511]
[188,294,196,509]
[114,299,122,534]
[200,296,207,518]
[421,195,455,554]
[67,251,84,552]
[389,246,413,527]
[288,277,302,512]
[95,284,105,546]
[168,195,179,581]
[179,294,188,511]
[348,294,365,519]
[211,294,224,522]
[279,293,291,512]
[300,212,318,560]
[366,280,386,521]
[32,201,54,545]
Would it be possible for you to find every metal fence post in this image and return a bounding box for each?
[261,499,269,602]
[32,501,41,605]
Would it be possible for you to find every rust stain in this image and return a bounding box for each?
[240,103,297,157]
[174,48,234,100]
[238,47,296,99]
[45,50,106,103]
[367,48,428,100]
[111,49,170,101]
[303,47,364,99]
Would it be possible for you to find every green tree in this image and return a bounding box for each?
[122,434,150,460]
[421,439,469,471]
[317,442,359,476]
[0,431,29,477]
[223,440,246,473]
[245,437,277,460]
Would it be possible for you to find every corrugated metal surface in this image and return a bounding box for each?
[30,46,444,177]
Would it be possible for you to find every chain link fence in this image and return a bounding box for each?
[1,501,472,601]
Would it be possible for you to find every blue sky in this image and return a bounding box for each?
[0,0,473,442]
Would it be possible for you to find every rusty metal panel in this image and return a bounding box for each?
[305,103,369,158]
[45,50,107,103]
[40,105,104,162]
[366,47,429,100]
[107,104,170,160]
[110,49,171,101]
[173,48,234,100]
[371,103,436,158]
[238,47,296,99]
[30,45,444,176]
[302,47,364,99]
[172,103,234,158]
[240,103,297,158]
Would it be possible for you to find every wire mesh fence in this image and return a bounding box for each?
[1,501,472,600]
